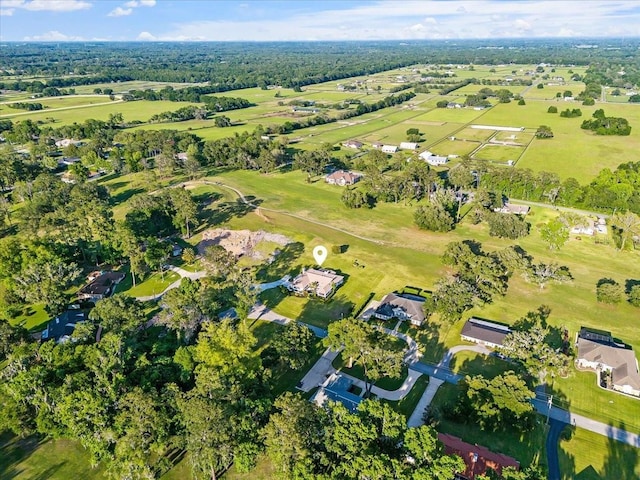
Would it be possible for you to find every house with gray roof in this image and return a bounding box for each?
[576,327,640,397]
[311,373,362,413]
[461,317,513,349]
[41,310,87,343]
[374,292,426,326]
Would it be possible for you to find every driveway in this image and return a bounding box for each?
[546,419,566,480]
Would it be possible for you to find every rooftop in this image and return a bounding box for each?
[461,318,512,347]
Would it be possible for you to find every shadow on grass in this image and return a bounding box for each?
[110,187,145,206]
[602,422,640,480]
[256,242,305,282]
[297,293,354,330]
[450,353,515,380]
[412,320,446,364]
[204,196,263,227]
[0,433,65,480]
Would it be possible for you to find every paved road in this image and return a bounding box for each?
[546,419,566,480]
[532,397,640,448]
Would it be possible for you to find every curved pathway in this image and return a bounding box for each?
[134,265,206,301]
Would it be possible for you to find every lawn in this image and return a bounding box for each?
[473,144,526,163]
[559,426,640,479]
[116,270,181,298]
[429,138,480,157]
[11,303,49,331]
[0,432,104,480]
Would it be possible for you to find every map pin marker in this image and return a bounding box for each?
[313,246,328,266]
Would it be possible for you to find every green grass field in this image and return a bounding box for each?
[559,427,640,479]
[473,144,526,162]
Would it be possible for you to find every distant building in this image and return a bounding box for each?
[419,150,449,166]
[438,433,520,479]
[371,142,384,149]
[292,106,319,113]
[77,271,126,302]
[381,145,399,154]
[399,142,419,150]
[55,138,82,148]
[374,292,426,326]
[41,310,87,343]
[325,170,362,186]
[461,317,512,349]
[343,139,364,149]
[493,203,530,215]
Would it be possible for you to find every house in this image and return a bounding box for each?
[438,433,520,480]
[493,203,530,215]
[374,292,426,326]
[60,156,81,166]
[311,373,362,413]
[55,138,82,148]
[399,142,419,150]
[175,152,188,162]
[41,310,87,343]
[419,150,449,166]
[171,243,183,257]
[343,139,363,149]
[447,102,463,109]
[285,268,344,299]
[461,318,512,349]
[77,271,126,302]
[325,170,362,186]
[381,145,398,154]
[372,142,383,149]
[292,106,319,113]
[576,327,640,397]
[260,135,271,141]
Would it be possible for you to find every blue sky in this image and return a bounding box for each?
[1,0,639,42]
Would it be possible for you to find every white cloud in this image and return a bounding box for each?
[124,0,138,6]
[0,8,15,15]
[137,31,156,40]
[108,6,132,17]
[145,0,640,40]
[20,0,91,11]
[139,0,156,6]
[24,30,84,41]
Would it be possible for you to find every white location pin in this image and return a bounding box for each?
[313,245,328,266]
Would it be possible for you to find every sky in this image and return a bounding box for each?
[1,0,639,42]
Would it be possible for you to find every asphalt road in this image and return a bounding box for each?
[546,419,567,480]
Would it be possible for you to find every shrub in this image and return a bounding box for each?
[596,279,624,304]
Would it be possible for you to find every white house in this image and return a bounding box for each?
[576,328,640,398]
[343,139,364,149]
[381,145,398,154]
[399,142,419,150]
[285,268,344,299]
[419,150,449,166]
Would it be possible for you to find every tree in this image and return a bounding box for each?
[628,285,640,307]
[486,212,529,239]
[610,211,640,250]
[159,278,206,343]
[500,305,569,383]
[341,187,370,209]
[535,125,554,139]
[414,203,455,232]
[262,392,326,477]
[323,319,405,396]
[168,187,198,238]
[518,99,526,105]
[89,294,145,333]
[596,278,624,304]
[431,276,477,323]
[68,162,90,182]
[547,106,558,113]
[144,238,170,277]
[203,245,237,278]
[271,321,315,369]
[539,218,569,250]
[14,255,81,315]
[525,262,572,290]
[462,372,534,431]
[214,115,232,127]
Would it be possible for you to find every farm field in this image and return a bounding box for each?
[0,95,112,114]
